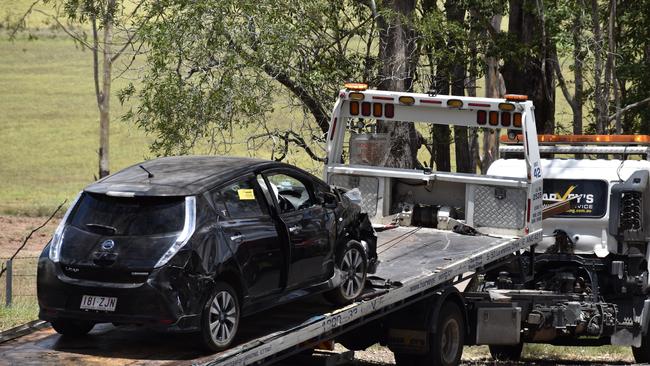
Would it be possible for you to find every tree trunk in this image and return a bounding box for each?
[502,0,555,134]
[590,0,605,134]
[606,0,619,134]
[445,0,471,173]
[572,8,584,135]
[98,0,116,178]
[377,0,420,169]
[478,15,503,174]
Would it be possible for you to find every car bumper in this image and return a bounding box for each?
[37,256,206,332]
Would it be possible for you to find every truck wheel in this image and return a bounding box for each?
[489,343,523,361]
[51,318,95,337]
[632,335,650,363]
[200,282,240,352]
[395,301,465,366]
[324,240,367,306]
[432,302,465,366]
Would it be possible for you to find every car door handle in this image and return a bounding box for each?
[289,225,302,234]
[230,234,245,243]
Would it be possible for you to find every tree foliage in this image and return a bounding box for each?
[126,0,650,170]
[123,0,375,158]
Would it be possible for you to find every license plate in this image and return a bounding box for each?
[80,295,117,312]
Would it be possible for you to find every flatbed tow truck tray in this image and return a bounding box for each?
[0,226,540,366]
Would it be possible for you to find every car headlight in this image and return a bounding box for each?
[155,196,197,268]
[49,192,82,262]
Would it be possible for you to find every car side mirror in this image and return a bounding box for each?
[320,192,338,209]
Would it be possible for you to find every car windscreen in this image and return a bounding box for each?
[543,179,608,218]
[69,192,185,236]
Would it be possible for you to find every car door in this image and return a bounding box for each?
[211,176,285,299]
[262,170,333,289]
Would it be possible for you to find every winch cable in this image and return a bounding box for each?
[377,226,422,255]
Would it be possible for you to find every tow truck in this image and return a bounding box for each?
[472,134,650,363]
[0,86,545,366]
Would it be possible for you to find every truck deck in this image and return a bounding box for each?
[0,226,541,366]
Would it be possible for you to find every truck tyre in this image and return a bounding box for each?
[394,301,465,366]
[632,336,650,363]
[51,318,95,336]
[489,343,523,361]
[200,281,240,352]
[324,240,367,306]
[431,301,465,366]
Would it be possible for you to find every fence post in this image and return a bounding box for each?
[5,259,12,307]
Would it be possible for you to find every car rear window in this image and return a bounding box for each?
[69,193,185,236]
[543,179,608,218]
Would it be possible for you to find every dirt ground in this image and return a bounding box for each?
[0,215,56,258]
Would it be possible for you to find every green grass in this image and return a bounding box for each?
[0,35,153,216]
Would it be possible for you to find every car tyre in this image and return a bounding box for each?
[324,240,367,306]
[51,318,95,337]
[200,281,240,352]
[489,343,523,361]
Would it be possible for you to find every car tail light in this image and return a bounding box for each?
[155,196,197,268]
[49,192,82,263]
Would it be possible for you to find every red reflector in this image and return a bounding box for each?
[329,118,337,140]
[385,104,395,118]
[159,319,175,325]
[468,102,490,107]
[361,102,371,116]
[350,101,359,116]
[489,111,499,126]
[477,110,486,125]
[421,99,442,104]
[372,96,394,101]
[373,103,382,117]
[527,199,531,223]
[501,112,511,127]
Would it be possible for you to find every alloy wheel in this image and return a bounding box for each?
[341,247,365,298]
[208,290,238,346]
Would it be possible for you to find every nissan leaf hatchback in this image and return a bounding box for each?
[37,156,378,351]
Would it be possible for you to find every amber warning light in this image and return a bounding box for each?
[344,82,368,91]
[501,134,650,145]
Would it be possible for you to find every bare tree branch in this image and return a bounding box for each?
[551,51,576,109]
[248,130,325,162]
[0,201,65,279]
[8,0,40,39]
[31,9,94,50]
[608,97,650,122]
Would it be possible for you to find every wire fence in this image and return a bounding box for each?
[0,256,39,307]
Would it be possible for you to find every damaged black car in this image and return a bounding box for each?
[37,156,377,351]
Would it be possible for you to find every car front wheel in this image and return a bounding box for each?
[325,240,367,305]
[200,281,240,352]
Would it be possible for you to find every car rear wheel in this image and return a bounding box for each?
[324,240,367,305]
[51,318,95,337]
[200,282,240,352]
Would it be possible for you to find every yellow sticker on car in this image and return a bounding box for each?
[238,189,255,200]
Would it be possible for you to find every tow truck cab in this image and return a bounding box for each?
[481,135,650,362]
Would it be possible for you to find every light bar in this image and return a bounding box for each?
[344,82,368,91]
[501,134,650,145]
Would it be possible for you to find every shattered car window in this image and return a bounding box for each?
[70,192,185,236]
[266,173,313,213]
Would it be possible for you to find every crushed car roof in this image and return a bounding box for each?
[85,156,278,196]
